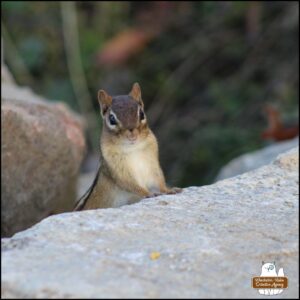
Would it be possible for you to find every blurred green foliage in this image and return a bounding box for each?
[2,1,299,186]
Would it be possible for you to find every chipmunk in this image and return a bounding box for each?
[74,83,182,210]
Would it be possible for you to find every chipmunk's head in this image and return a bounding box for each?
[98,83,149,144]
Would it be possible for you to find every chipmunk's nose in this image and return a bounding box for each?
[126,128,138,142]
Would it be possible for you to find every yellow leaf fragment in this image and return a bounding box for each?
[150,251,161,260]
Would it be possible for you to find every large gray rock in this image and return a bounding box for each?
[215,137,299,181]
[1,147,298,298]
[1,80,86,237]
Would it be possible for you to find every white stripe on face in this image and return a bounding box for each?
[106,110,120,130]
[138,106,147,124]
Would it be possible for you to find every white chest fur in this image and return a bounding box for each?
[126,151,159,191]
[122,141,160,192]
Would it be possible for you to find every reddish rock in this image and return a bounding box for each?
[1,82,86,237]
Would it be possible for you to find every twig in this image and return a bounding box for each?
[1,21,34,86]
[60,1,99,153]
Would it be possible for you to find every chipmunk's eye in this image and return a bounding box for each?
[109,114,117,125]
[139,109,145,121]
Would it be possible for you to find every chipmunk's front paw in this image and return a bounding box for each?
[172,187,183,193]
[146,192,163,198]
[165,187,183,194]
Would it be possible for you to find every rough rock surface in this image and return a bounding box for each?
[215,137,299,181]
[1,147,298,298]
[1,79,86,237]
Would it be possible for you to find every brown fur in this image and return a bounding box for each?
[74,83,181,211]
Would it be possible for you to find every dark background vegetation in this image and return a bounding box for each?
[2,1,299,187]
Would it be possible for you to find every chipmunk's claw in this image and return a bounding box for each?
[166,187,182,194]
[146,188,182,199]
[146,192,163,198]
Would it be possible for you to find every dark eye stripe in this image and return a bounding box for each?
[109,114,117,125]
[139,109,145,121]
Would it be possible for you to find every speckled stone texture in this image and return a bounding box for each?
[1,147,298,298]
[1,81,86,237]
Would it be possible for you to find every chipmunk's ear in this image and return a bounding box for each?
[129,82,144,108]
[98,89,112,115]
